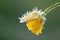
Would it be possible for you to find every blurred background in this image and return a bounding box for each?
[0,0,60,40]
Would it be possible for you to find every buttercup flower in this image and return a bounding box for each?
[18,2,60,35]
[18,7,46,35]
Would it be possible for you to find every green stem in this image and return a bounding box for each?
[43,2,60,16]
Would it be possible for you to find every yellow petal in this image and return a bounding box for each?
[26,18,43,35]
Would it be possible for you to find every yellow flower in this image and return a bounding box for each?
[18,7,46,35]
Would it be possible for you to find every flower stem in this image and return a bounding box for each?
[43,2,60,16]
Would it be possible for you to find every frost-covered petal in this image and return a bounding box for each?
[18,7,45,23]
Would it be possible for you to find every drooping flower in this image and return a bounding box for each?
[18,7,46,35]
[18,2,60,35]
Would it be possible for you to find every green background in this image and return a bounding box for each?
[0,0,60,40]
